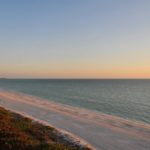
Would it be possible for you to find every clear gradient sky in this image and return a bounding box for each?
[0,0,150,78]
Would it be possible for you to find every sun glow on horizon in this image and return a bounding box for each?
[0,1,150,78]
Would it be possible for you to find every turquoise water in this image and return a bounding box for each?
[0,79,150,123]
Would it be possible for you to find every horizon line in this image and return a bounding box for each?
[1,77,150,80]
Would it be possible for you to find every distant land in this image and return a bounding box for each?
[0,78,8,80]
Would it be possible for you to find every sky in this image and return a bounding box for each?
[0,0,150,78]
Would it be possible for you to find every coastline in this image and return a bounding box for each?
[0,90,150,150]
[0,106,94,150]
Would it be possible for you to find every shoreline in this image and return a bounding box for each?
[0,90,150,150]
[0,106,94,150]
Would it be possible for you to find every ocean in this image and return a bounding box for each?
[0,79,150,124]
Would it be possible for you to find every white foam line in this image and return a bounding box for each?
[0,91,150,132]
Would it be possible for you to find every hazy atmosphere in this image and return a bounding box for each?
[0,0,150,78]
[0,1,150,150]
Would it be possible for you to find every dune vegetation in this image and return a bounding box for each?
[0,107,90,150]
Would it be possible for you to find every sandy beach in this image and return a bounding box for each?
[0,91,150,150]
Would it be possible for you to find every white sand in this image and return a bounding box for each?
[0,91,150,150]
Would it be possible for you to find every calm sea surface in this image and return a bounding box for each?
[0,79,150,123]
